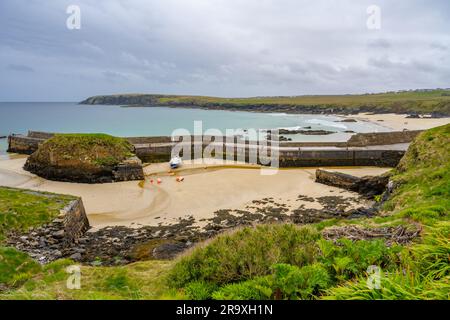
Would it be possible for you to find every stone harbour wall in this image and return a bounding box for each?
[113,156,145,181]
[7,196,90,262]
[59,198,90,242]
[347,130,422,147]
[27,131,55,139]
[8,130,412,168]
[7,135,43,154]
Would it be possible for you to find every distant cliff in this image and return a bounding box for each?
[80,90,450,116]
[80,94,176,106]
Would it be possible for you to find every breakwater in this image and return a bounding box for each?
[7,130,419,168]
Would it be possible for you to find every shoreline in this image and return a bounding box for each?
[0,111,446,231]
[0,157,390,230]
[347,113,450,131]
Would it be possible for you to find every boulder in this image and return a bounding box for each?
[152,242,187,260]
[315,169,389,198]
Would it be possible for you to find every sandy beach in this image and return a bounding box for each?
[0,157,390,230]
[349,113,450,131]
[2,113,446,230]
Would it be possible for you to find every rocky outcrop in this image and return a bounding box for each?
[336,118,357,122]
[277,129,335,135]
[315,169,389,198]
[24,134,144,183]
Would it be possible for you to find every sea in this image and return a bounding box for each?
[0,102,389,156]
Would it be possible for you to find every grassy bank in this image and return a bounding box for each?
[1,124,449,299]
[0,187,75,241]
[0,187,76,289]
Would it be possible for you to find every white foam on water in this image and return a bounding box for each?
[276,126,303,130]
[305,119,347,129]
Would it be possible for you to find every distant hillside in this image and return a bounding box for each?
[80,89,450,116]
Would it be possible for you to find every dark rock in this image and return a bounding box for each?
[152,242,187,260]
[336,118,357,122]
[53,250,62,258]
[315,169,389,198]
[277,129,335,135]
[430,111,447,118]
[70,252,82,261]
[355,175,390,198]
[52,230,65,239]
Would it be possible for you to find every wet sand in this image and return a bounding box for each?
[0,157,390,229]
[349,113,450,131]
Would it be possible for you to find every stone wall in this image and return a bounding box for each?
[7,135,43,154]
[8,130,411,168]
[113,156,145,181]
[126,136,172,144]
[58,198,90,243]
[7,196,90,263]
[278,149,404,167]
[27,131,55,139]
[347,130,422,147]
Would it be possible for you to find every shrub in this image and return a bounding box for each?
[323,230,450,300]
[212,263,331,300]
[184,281,218,300]
[167,224,321,288]
[318,238,402,282]
[270,263,331,300]
[212,276,273,300]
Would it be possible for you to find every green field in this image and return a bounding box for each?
[81,89,450,115]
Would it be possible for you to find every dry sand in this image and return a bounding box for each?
[0,157,390,229]
[349,113,450,131]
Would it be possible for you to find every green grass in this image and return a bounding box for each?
[386,124,450,225]
[0,259,173,299]
[0,247,42,289]
[0,187,76,241]
[167,224,322,288]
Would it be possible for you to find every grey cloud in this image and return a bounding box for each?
[102,70,129,82]
[7,64,35,72]
[0,0,449,101]
[367,39,391,49]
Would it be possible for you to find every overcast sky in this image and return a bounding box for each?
[0,0,449,101]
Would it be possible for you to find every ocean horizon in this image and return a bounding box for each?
[0,102,388,154]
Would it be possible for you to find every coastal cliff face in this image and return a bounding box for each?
[79,90,450,116]
[80,94,175,106]
[24,134,144,183]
